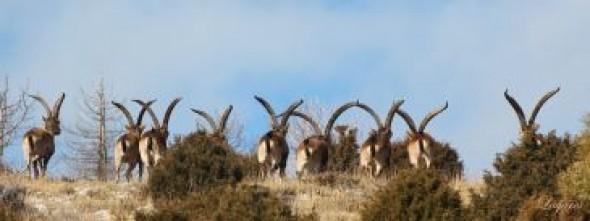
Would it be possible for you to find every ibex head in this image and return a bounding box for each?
[504,87,560,140]
[112,100,153,138]
[133,98,181,148]
[30,93,65,135]
[254,96,303,137]
[191,105,233,144]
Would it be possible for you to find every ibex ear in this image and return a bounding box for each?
[138,124,145,131]
[42,116,48,121]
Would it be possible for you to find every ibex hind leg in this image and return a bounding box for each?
[32,160,40,179]
[24,158,32,179]
[114,159,122,183]
[137,161,144,181]
[422,154,431,169]
[41,156,51,177]
[258,167,266,180]
[279,167,287,179]
[126,162,137,182]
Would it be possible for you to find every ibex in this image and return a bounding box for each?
[396,102,448,169]
[133,98,181,172]
[335,125,358,148]
[255,96,303,179]
[356,100,404,178]
[191,105,233,144]
[504,87,560,144]
[112,101,152,183]
[22,93,65,179]
[282,101,360,178]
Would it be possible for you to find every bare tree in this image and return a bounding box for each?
[64,79,123,180]
[0,76,32,157]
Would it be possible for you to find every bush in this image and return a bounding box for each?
[557,114,590,218]
[143,132,314,221]
[137,185,316,221]
[0,185,26,220]
[360,169,465,221]
[326,126,359,174]
[389,140,463,179]
[147,132,256,199]
[469,131,578,220]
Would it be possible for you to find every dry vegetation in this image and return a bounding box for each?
[246,174,483,221]
[0,172,147,221]
[0,170,484,221]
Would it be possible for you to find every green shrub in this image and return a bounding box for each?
[469,131,578,220]
[360,169,465,221]
[147,132,256,199]
[557,114,590,217]
[326,126,359,174]
[136,185,316,221]
[389,140,463,179]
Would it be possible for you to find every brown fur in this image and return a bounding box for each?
[112,100,152,183]
[22,93,65,179]
[257,131,289,178]
[295,135,329,178]
[114,126,144,182]
[254,97,303,179]
[396,102,447,169]
[134,98,181,179]
[359,128,392,177]
[355,100,403,178]
[22,129,55,179]
[288,102,359,178]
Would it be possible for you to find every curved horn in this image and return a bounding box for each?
[324,101,360,141]
[162,97,181,128]
[384,100,405,129]
[418,101,448,133]
[354,102,383,129]
[528,87,560,127]
[191,109,218,132]
[133,100,156,126]
[279,99,304,127]
[133,99,160,128]
[504,89,527,131]
[219,105,233,133]
[112,101,135,126]
[29,95,52,117]
[396,109,418,133]
[254,96,278,127]
[52,92,65,118]
[283,111,322,135]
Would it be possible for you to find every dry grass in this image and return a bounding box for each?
[247,174,382,221]
[0,172,148,221]
[0,171,484,221]
[450,178,485,207]
[249,174,484,221]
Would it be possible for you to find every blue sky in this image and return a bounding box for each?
[1,1,590,179]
